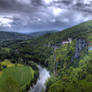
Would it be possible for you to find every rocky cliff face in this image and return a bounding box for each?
[74,39,88,58]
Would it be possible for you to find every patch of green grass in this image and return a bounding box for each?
[0,65,34,92]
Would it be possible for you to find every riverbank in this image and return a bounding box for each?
[28,65,50,92]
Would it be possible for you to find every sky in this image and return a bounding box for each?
[0,0,92,33]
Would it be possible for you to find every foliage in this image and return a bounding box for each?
[0,20,92,92]
[0,65,35,92]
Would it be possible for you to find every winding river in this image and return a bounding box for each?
[29,65,50,92]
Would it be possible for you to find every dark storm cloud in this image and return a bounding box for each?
[0,0,92,33]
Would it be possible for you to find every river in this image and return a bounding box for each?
[29,65,50,92]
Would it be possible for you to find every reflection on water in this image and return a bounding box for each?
[29,65,50,92]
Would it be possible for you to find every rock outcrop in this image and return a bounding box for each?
[71,38,88,62]
[74,38,88,58]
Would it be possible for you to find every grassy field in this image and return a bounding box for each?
[0,62,35,92]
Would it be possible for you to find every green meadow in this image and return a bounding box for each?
[0,62,35,92]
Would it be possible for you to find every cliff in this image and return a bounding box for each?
[74,38,88,58]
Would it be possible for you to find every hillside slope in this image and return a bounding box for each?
[38,20,92,44]
[0,30,57,42]
[0,20,92,92]
[45,20,92,92]
[1,20,92,65]
[0,31,31,41]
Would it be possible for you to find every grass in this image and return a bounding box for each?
[0,60,15,68]
[0,65,35,92]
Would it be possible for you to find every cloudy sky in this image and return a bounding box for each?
[0,0,92,33]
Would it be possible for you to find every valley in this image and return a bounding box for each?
[0,20,92,92]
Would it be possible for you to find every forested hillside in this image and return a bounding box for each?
[0,31,56,42]
[0,31,32,41]
[0,20,92,92]
[1,20,92,65]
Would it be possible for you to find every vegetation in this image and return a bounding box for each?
[47,44,92,92]
[0,63,35,92]
[0,20,92,92]
[0,31,56,42]
[0,31,32,41]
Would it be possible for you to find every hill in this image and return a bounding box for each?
[1,20,92,64]
[0,31,31,41]
[0,30,57,42]
[0,20,92,92]
[38,20,92,44]
[28,30,57,36]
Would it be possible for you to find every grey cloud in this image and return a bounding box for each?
[0,0,92,33]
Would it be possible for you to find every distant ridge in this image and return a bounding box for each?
[0,30,57,41]
[0,31,31,41]
[28,30,57,37]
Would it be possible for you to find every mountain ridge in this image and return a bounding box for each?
[0,30,57,41]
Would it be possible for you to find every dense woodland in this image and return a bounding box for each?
[0,20,92,92]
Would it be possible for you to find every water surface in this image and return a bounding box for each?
[29,65,50,92]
